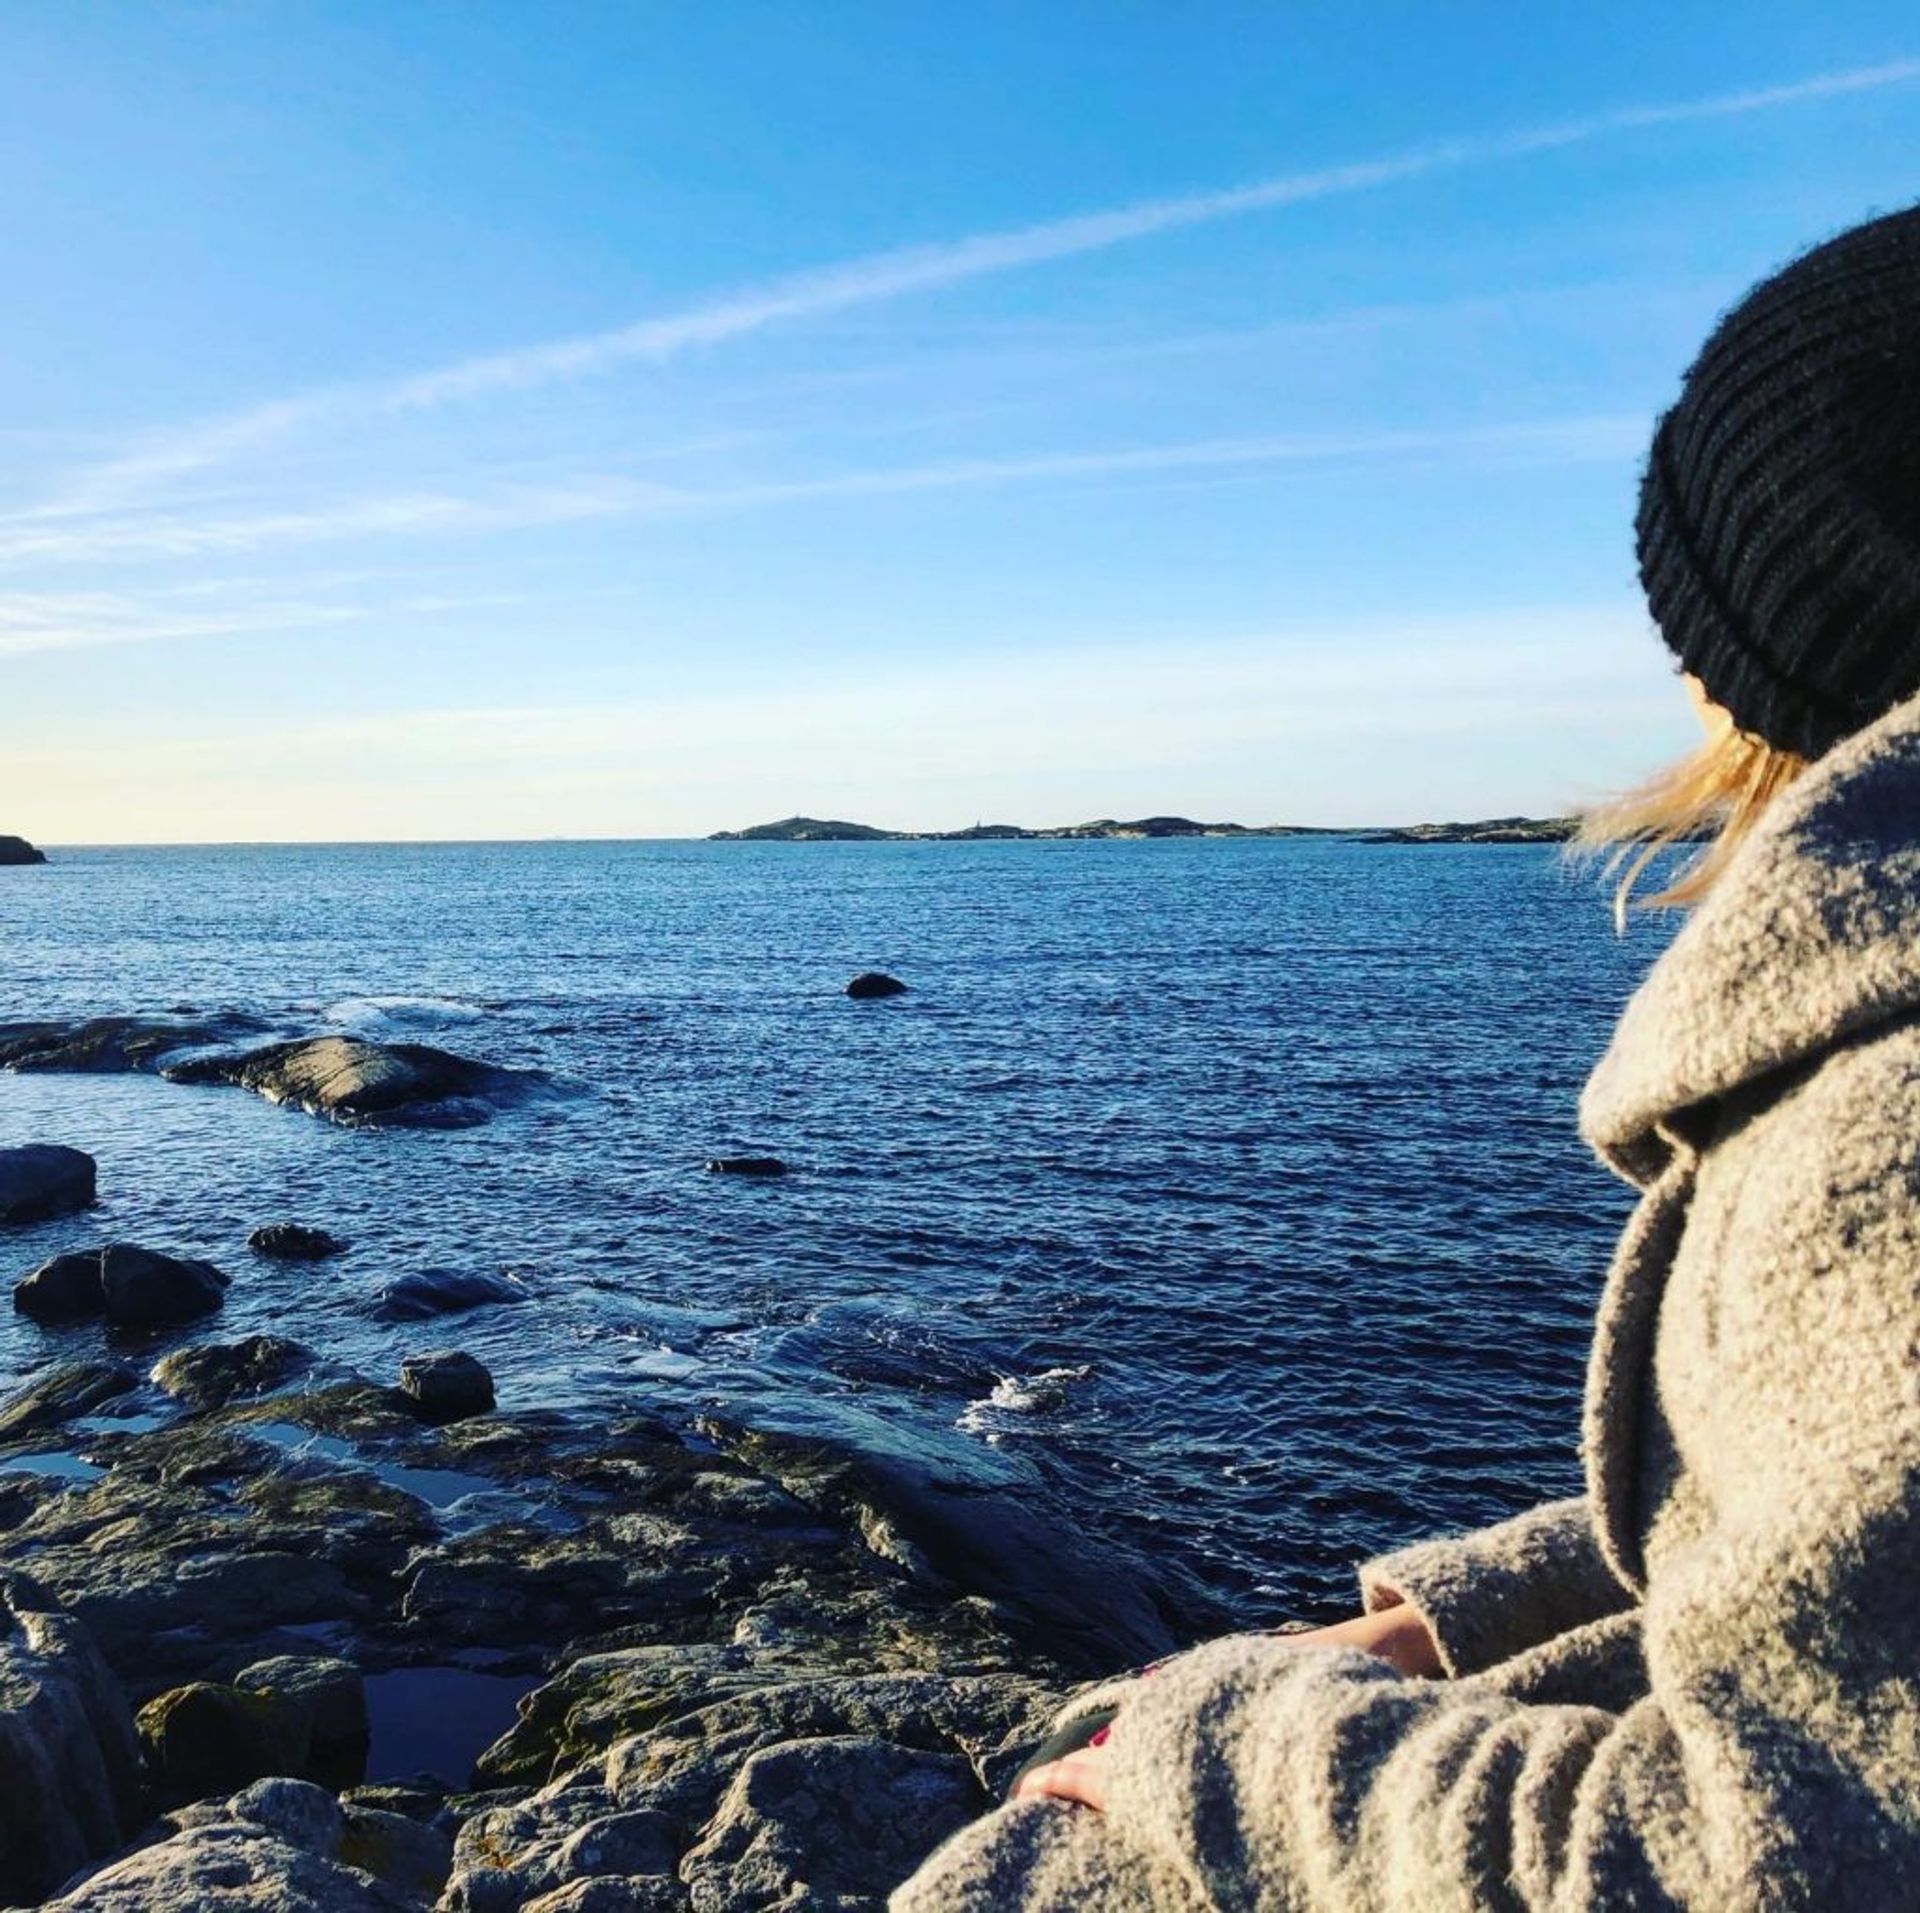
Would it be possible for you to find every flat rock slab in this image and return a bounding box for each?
[167,1035,533,1128]
[0,1144,97,1224]
[152,1336,313,1411]
[0,1361,137,1438]
[0,1015,264,1074]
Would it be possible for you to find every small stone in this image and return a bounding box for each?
[398,1350,496,1423]
[845,972,908,999]
[248,1223,349,1260]
[703,1157,788,1177]
[0,1145,96,1223]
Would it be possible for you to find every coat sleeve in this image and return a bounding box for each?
[1090,1052,1920,1910]
[1357,1497,1632,1677]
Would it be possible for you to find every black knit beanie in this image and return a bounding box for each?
[1637,202,1920,759]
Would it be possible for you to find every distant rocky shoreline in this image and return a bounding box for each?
[710,812,1580,844]
[0,835,47,866]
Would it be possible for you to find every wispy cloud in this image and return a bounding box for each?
[0,589,367,657]
[46,57,1919,509]
[1,415,1644,573]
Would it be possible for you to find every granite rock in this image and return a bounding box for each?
[0,1143,97,1223]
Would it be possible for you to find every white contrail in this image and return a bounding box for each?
[0,416,1644,572]
[44,56,1919,510]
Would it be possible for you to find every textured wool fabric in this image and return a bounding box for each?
[1637,202,1920,759]
[894,687,1920,1910]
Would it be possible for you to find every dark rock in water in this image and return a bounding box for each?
[399,1350,496,1423]
[152,1336,313,1411]
[0,1360,138,1438]
[704,1156,789,1177]
[13,1250,111,1321]
[373,1268,528,1323]
[15,1244,229,1328]
[136,1679,318,1802]
[249,1223,349,1261]
[0,1013,264,1074]
[0,834,46,866]
[166,1033,531,1128]
[846,971,908,999]
[0,1584,143,1905]
[0,1144,97,1224]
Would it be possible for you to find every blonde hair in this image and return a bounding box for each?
[1576,721,1809,924]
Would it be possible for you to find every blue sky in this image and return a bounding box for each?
[3,4,1919,841]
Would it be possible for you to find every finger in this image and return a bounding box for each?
[1011,1750,1109,1811]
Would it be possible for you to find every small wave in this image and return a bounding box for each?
[323,995,488,1032]
[956,1363,1091,1438]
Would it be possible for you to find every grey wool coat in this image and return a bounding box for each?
[893,688,1920,1911]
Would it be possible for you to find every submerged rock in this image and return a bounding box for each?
[0,1143,97,1224]
[374,1269,528,1322]
[0,1585,143,1905]
[399,1350,496,1422]
[249,1223,349,1261]
[166,1035,531,1128]
[703,1157,788,1177]
[0,1013,262,1074]
[845,972,908,999]
[0,834,46,865]
[16,1243,230,1327]
[0,1360,137,1438]
[152,1336,313,1411]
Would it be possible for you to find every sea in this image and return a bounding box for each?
[0,839,1672,1631]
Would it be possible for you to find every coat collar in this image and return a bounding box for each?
[1580,686,1920,1185]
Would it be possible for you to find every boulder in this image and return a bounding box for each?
[338,1802,456,1900]
[398,1350,496,1422]
[248,1224,348,1261]
[152,1336,312,1410]
[0,1588,143,1905]
[0,834,46,865]
[845,972,908,999]
[373,1268,528,1323]
[16,1245,228,1328]
[135,1680,313,1800]
[14,1250,110,1321]
[0,1361,137,1438]
[166,1035,527,1128]
[0,1143,97,1223]
[232,1655,370,1783]
[703,1157,788,1177]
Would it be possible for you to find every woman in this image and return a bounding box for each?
[895,203,1920,1909]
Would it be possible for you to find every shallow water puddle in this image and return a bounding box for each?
[362,1666,542,1785]
[0,1451,105,1483]
[244,1421,575,1530]
[68,1411,170,1436]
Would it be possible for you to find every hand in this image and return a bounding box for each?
[1011,1737,1111,1811]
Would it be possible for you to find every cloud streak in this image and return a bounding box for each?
[50,56,1920,507]
[0,415,1645,574]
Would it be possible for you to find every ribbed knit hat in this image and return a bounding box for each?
[1637,203,1920,759]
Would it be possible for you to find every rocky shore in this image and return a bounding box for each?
[0,1123,1200,1908]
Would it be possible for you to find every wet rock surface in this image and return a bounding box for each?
[375,1270,529,1323]
[702,1158,788,1178]
[0,1014,264,1075]
[0,1144,97,1225]
[165,1035,535,1128]
[0,1345,1190,1908]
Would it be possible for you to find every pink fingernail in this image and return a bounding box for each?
[1088,1724,1111,1748]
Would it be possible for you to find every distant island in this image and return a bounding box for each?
[0,835,46,866]
[709,813,1580,844]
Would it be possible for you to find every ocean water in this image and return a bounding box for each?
[0,840,1670,1628]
